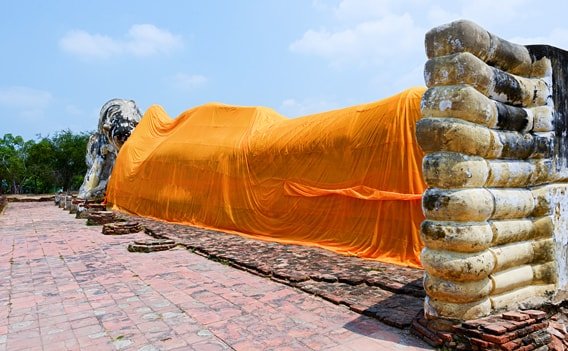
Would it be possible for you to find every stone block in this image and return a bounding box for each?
[425,296,492,320]
[102,221,143,235]
[422,152,489,188]
[491,265,534,295]
[85,211,116,225]
[425,52,550,106]
[127,239,177,253]
[421,248,495,282]
[425,20,535,76]
[422,188,493,222]
[420,221,493,252]
[424,273,492,303]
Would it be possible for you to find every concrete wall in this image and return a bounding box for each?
[417,20,568,321]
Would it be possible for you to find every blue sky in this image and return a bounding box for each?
[2,0,568,140]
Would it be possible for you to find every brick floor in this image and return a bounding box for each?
[0,202,431,350]
[123,213,425,329]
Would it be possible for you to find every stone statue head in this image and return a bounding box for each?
[78,98,142,200]
[98,99,142,150]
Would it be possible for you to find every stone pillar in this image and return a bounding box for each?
[417,20,568,323]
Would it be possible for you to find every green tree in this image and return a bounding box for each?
[51,130,90,191]
[0,131,90,194]
[23,138,57,193]
[0,134,27,194]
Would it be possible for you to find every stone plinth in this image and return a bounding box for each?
[76,202,107,219]
[127,239,176,253]
[85,211,116,225]
[102,221,143,235]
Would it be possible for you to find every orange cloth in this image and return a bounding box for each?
[106,87,427,267]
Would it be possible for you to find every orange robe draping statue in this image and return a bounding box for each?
[106,87,427,267]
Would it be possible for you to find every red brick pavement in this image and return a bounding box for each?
[0,202,431,351]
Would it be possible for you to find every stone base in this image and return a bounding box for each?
[410,309,565,350]
[127,239,176,253]
[76,203,107,218]
[69,199,83,214]
[102,222,143,235]
[85,203,106,211]
[85,211,116,225]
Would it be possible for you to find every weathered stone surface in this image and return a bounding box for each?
[85,210,116,225]
[532,106,555,132]
[491,265,535,295]
[422,188,493,222]
[424,273,492,303]
[86,203,106,211]
[63,195,73,211]
[423,187,554,222]
[422,152,489,188]
[487,159,535,187]
[421,248,495,282]
[490,285,556,311]
[489,189,536,220]
[425,20,534,76]
[127,239,176,253]
[423,153,561,188]
[490,241,536,271]
[416,117,502,158]
[548,184,568,292]
[421,85,499,127]
[412,308,558,350]
[425,52,550,107]
[425,296,491,320]
[419,18,566,324]
[420,221,492,252]
[533,262,557,284]
[78,99,142,201]
[490,217,553,246]
[417,118,554,160]
[102,221,143,235]
[422,84,553,133]
[489,238,553,273]
[527,46,568,173]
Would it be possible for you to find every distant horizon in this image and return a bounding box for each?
[2,0,567,140]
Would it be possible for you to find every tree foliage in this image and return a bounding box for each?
[0,130,90,194]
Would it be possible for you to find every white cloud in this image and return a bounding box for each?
[290,3,424,67]
[59,24,183,60]
[290,0,555,68]
[59,31,120,59]
[171,73,208,90]
[125,24,183,57]
[280,98,338,118]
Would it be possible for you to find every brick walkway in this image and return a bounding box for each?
[0,202,431,350]
[126,214,425,329]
